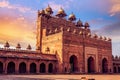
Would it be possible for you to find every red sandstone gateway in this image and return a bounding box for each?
[0,5,115,74]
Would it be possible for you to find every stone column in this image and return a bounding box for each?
[15,61,19,74]
[36,63,39,74]
[84,50,87,73]
[26,62,30,74]
[46,63,48,73]
[4,61,7,74]
[54,64,57,73]
[96,53,99,73]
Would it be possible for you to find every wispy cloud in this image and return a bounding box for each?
[47,2,62,11]
[109,0,120,16]
[0,0,37,49]
[93,21,120,42]
[0,0,32,13]
[43,0,73,12]
[93,21,120,56]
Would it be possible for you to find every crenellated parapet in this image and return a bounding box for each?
[112,55,120,61]
[37,5,91,36]
[89,34,111,42]
[37,5,111,43]
[83,34,111,49]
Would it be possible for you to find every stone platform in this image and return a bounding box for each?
[0,74,120,80]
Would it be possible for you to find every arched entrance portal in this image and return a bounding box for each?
[69,55,78,72]
[40,63,46,73]
[19,62,26,73]
[48,63,53,73]
[7,62,15,73]
[0,62,3,73]
[102,58,108,73]
[30,63,36,73]
[87,57,95,73]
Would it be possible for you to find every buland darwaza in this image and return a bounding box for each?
[0,5,119,74]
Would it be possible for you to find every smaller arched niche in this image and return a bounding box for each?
[87,57,95,73]
[30,63,36,73]
[7,62,15,74]
[48,63,53,73]
[0,62,3,73]
[19,62,26,73]
[102,58,108,73]
[40,63,46,73]
[69,55,78,72]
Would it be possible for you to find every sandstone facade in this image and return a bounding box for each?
[0,6,115,74]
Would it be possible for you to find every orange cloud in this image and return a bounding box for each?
[109,0,120,16]
[0,14,36,49]
[0,0,36,49]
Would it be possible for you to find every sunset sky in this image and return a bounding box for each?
[0,0,120,56]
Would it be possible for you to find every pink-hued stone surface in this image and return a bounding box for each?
[0,74,120,80]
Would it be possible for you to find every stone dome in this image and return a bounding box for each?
[38,9,45,16]
[84,22,90,28]
[45,5,53,15]
[27,44,32,50]
[76,19,83,27]
[68,13,76,21]
[56,8,67,17]
[4,41,10,48]
[46,47,50,52]
[16,43,21,49]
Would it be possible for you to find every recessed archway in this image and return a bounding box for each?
[87,57,95,73]
[114,67,117,73]
[30,63,36,73]
[0,62,3,74]
[40,63,46,73]
[7,62,15,74]
[102,58,108,73]
[48,63,53,73]
[69,55,78,72]
[118,67,120,73]
[19,62,26,73]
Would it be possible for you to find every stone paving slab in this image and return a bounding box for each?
[0,74,120,80]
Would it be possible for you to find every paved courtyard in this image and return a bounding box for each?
[0,74,120,80]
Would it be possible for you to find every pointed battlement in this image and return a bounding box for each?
[113,55,120,61]
[37,5,111,45]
